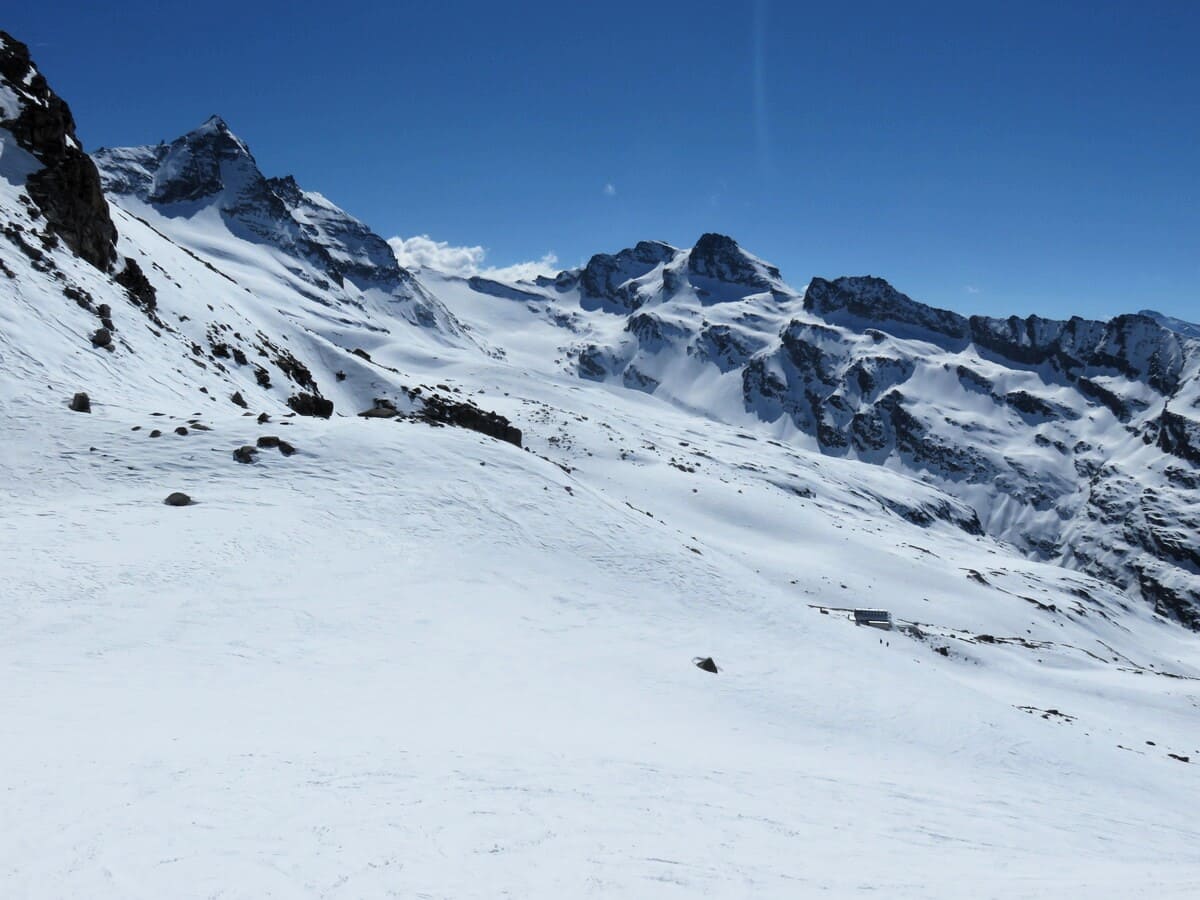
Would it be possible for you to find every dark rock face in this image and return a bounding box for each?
[688,233,779,291]
[579,240,675,310]
[287,392,333,418]
[113,258,157,310]
[0,31,117,270]
[419,394,522,447]
[806,279,1187,399]
[163,492,192,506]
[576,344,622,381]
[805,277,969,341]
[692,324,763,373]
[1157,408,1200,467]
[625,313,691,350]
[68,392,90,413]
[230,391,248,409]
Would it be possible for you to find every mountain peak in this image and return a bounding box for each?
[687,232,781,290]
[1137,309,1200,340]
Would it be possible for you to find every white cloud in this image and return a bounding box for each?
[388,235,559,282]
[484,252,560,281]
[965,285,981,294]
[388,235,486,277]
[603,183,616,197]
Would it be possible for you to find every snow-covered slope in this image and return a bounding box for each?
[1142,308,1200,341]
[3,29,1200,898]
[440,242,1200,626]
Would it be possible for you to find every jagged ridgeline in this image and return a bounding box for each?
[2,28,1198,626]
[519,239,1200,626]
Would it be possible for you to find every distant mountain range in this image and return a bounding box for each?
[3,28,1198,627]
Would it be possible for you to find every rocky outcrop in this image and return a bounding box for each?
[0,31,116,270]
[287,392,333,418]
[806,279,1187,401]
[1157,408,1200,466]
[113,257,157,310]
[804,277,969,341]
[419,394,522,447]
[579,240,675,311]
[688,233,780,291]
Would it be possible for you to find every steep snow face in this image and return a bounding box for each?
[94,120,465,339]
[1141,308,1200,341]
[429,243,1200,626]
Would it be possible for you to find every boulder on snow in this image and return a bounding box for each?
[287,392,333,418]
[693,656,720,674]
[68,391,90,412]
[163,491,192,506]
[90,327,111,348]
[257,412,270,424]
[230,391,248,409]
[359,398,399,418]
[232,445,258,464]
[257,435,297,455]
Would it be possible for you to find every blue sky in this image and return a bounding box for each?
[8,1,1198,320]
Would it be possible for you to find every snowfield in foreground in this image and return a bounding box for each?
[3,380,1199,898]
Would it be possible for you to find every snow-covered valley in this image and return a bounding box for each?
[3,28,1200,898]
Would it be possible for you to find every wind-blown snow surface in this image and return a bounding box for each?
[3,86,1200,895]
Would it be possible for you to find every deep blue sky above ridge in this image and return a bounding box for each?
[7,1,1198,320]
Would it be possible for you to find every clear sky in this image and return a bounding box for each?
[7,1,1198,320]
